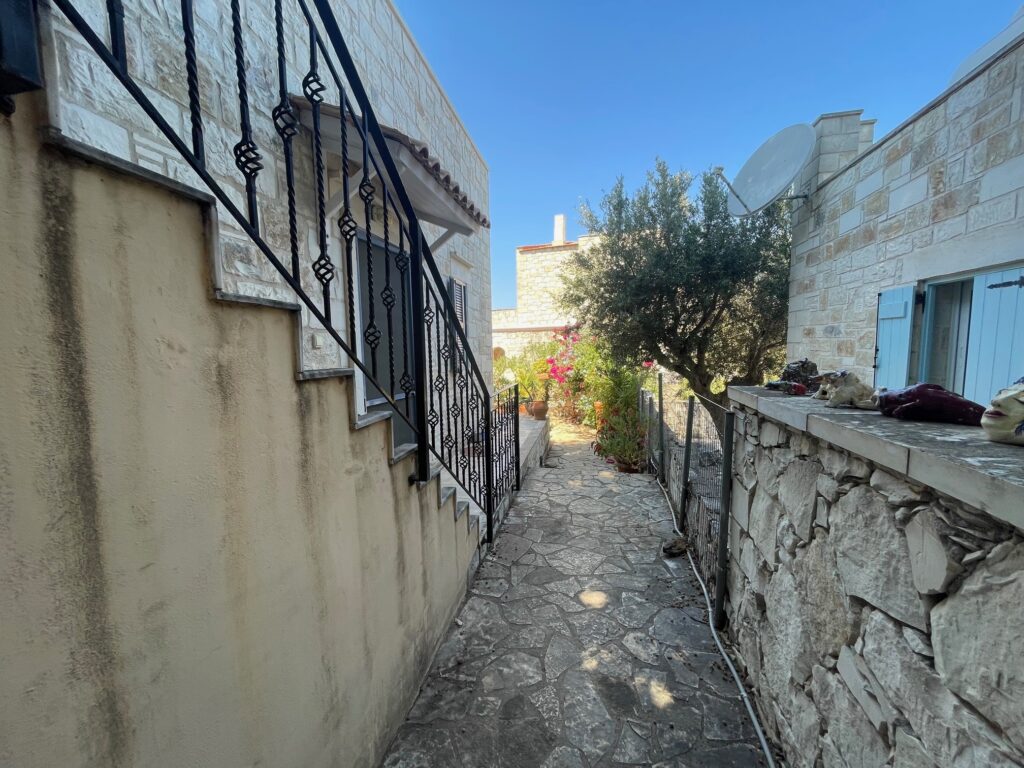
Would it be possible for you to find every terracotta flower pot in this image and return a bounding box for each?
[532,402,549,421]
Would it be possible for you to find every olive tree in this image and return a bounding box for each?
[562,161,790,408]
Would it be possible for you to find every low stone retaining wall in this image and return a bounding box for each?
[726,387,1024,767]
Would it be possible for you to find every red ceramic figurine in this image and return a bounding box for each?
[876,383,985,426]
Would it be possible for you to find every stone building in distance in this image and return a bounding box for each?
[492,214,596,356]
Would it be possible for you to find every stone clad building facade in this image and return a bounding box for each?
[492,214,595,356]
[41,0,493,385]
[786,19,1024,404]
[722,14,1024,767]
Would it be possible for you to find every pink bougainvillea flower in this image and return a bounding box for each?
[642,360,654,368]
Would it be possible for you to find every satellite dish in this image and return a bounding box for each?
[720,123,816,217]
[949,7,1024,86]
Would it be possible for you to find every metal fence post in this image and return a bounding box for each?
[646,393,654,472]
[513,383,521,491]
[680,395,695,517]
[713,410,735,630]
[408,230,430,483]
[483,389,495,543]
[657,373,665,484]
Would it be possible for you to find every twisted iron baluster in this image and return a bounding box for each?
[396,225,412,416]
[454,353,466,486]
[439,297,455,466]
[338,93,357,349]
[424,289,438,447]
[382,198,396,398]
[180,0,204,166]
[271,0,298,277]
[360,114,380,375]
[303,30,334,319]
[230,0,262,228]
[431,285,452,463]
[467,385,479,496]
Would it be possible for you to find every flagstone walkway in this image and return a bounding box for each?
[383,422,766,768]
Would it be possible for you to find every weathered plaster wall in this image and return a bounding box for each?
[787,40,1024,381]
[727,396,1024,767]
[0,99,477,768]
[39,0,492,385]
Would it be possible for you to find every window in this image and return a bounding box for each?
[877,264,1024,403]
[449,277,468,330]
[919,278,972,394]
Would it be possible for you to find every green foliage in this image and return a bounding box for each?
[561,162,790,407]
[493,339,558,400]
[591,365,649,470]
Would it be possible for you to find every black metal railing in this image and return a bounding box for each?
[50,0,517,538]
[643,380,734,628]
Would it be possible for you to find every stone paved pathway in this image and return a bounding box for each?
[383,422,766,768]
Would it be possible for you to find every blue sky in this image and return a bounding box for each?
[392,1,1021,310]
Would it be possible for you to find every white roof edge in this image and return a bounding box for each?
[949,6,1024,86]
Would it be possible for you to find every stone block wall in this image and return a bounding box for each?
[491,232,601,358]
[728,405,1024,767]
[787,40,1024,380]
[40,0,492,384]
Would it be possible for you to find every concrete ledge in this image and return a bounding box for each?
[729,386,1024,529]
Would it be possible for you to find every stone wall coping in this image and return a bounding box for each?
[728,386,1024,529]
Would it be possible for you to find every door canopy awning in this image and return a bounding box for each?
[292,97,489,241]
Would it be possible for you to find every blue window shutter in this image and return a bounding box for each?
[874,286,915,389]
[964,266,1024,405]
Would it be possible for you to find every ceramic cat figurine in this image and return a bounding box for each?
[981,378,1024,446]
[812,371,876,409]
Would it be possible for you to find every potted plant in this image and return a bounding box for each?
[532,374,550,420]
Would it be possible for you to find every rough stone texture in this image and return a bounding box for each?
[861,610,1017,767]
[811,665,889,768]
[384,423,768,767]
[832,485,928,631]
[778,459,821,541]
[871,469,930,507]
[905,508,964,595]
[893,727,938,768]
[748,487,781,566]
[763,533,856,686]
[931,540,1024,754]
[727,405,1024,768]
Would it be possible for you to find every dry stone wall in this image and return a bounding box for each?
[728,405,1024,767]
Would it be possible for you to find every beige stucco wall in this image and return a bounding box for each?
[787,40,1024,380]
[0,98,477,768]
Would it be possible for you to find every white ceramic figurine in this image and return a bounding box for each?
[981,378,1024,446]
[813,371,877,410]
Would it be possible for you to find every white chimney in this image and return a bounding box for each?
[553,214,566,245]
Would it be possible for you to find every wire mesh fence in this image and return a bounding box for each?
[643,375,735,628]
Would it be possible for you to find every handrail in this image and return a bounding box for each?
[309,0,490,397]
[49,0,519,539]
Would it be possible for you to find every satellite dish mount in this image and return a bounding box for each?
[717,123,816,217]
